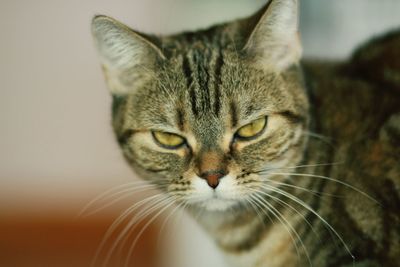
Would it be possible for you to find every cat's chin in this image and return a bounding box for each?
[196,198,239,212]
[185,175,247,212]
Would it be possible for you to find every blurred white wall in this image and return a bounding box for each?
[300,0,400,59]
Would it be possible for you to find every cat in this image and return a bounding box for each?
[91,0,400,266]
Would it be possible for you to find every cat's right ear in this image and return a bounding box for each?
[91,15,165,95]
[242,0,301,71]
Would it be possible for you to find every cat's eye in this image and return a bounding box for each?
[152,131,186,149]
[235,117,267,140]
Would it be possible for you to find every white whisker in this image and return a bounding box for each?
[250,193,310,266]
[265,172,379,204]
[260,183,355,262]
[91,193,165,267]
[255,162,344,174]
[244,197,267,226]
[302,131,333,145]
[156,200,187,252]
[263,179,342,198]
[78,181,151,217]
[82,184,158,217]
[123,197,178,267]
[253,187,317,236]
[106,195,173,266]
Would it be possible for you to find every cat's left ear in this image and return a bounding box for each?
[91,15,165,95]
[243,0,301,71]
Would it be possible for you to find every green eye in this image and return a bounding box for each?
[235,117,267,140]
[152,131,186,149]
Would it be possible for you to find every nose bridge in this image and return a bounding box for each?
[192,117,227,188]
[194,118,225,173]
[197,148,227,189]
[198,149,224,174]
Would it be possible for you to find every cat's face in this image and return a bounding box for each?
[92,0,309,211]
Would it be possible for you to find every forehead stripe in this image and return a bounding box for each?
[194,50,210,113]
[213,49,223,116]
[230,101,238,128]
[176,108,185,131]
[182,55,193,89]
[182,54,198,116]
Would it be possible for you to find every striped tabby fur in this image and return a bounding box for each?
[91,0,400,266]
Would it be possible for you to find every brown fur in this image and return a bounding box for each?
[92,1,400,266]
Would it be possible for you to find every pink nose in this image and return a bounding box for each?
[200,170,226,189]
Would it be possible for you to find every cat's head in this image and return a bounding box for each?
[92,0,309,211]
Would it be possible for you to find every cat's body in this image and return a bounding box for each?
[195,54,400,267]
[92,1,400,266]
[189,55,400,267]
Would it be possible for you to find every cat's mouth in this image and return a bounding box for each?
[187,175,247,211]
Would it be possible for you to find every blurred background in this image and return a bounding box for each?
[1,0,399,266]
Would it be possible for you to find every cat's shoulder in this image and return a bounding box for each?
[302,31,400,201]
[348,29,400,92]
[302,30,400,153]
[303,29,400,93]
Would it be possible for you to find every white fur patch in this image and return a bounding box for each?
[189,175,243,211]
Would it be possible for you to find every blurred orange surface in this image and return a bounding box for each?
[0,213,159,267]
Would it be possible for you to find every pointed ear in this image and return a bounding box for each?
[243,0,301,71]
[91,15,165,95]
